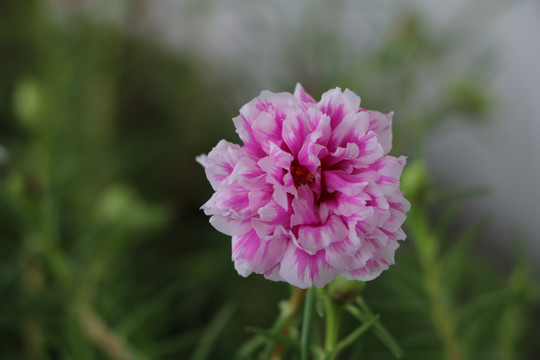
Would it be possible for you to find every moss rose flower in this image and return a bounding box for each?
[197,84,410,288]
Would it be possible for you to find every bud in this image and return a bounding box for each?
[328,277,365,305]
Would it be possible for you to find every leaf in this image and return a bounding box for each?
[244,327,299,349]
[458,288,512,352]
[189,302,236,360]
[458,288,511,323]
[434,202,460,239]
[335,314,378,353]
[115,277,189,335]
[441,213,491,293]
[347,298,405,359]
[496,231,535,360]
[234,335,266,360]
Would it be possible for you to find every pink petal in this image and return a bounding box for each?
[323,142,360,168]
[344,240,400,281]
[257,142,293,181]
[325,235,365,271]
[368,110,393,154]
[196,140,242,191]
[293,83,317,104]
[251,112,284,151]
[290,185,319,227]
[209,215,252,236]
[248,187,272,215]
[279,244,339,288]
[295,214,348,255]
[318,88,361,129]
[323,170,368,196]
[351,131,385,166]
[319,191,373,220]
[232,230,288,277]
[327,111,369,151]
[282,107,330,157]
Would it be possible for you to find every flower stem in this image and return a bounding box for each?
[268,287,306,360]
[324,294,342,359]
[301,287,316,360]
[409,208,464,360]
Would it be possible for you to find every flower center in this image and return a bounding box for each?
[290,160,315,188]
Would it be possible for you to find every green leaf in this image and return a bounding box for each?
[434,202,460,238]
[335,314,378,353]
[458,288,512,353]
[497,232,535,360]
[189,302,236,360]
[347,298,405,359]
[458,289,511,323]
[115,277,188,335]
[441,213,491,293]
[234,335,266,360]
[244,327,299,349]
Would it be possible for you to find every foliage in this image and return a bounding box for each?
[0,1,538,359]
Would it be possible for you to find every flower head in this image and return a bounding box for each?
[197,84,410,288]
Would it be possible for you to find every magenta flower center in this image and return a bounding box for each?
[290,160,315,188]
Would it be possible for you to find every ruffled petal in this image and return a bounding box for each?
[293,83,317,104]
[279,244,339,288]
[232,230,288,277]
[196,140,242,191]
[295,214,348,255]
[282,107,330,157]
[291,185,319,227]
[344,240,400,281]
[318,88,361,129]
[368,110,393,154]
[209,215,252,236]
[323,170,368,196]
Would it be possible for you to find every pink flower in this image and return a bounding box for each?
[197,84,410,288]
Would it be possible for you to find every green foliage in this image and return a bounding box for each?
[0,1,538,360]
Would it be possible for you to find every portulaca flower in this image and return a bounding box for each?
[197,84,410,288]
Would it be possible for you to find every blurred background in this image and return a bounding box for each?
[1,0,539,359]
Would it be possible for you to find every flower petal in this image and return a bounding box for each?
[233,230,288,277]
[291,185,319,226]
[368,110,393,154]
[318,87,361,129]
[209,215,252,236]
[196,140,242,191]
[295,214,348,255]
[279,244,339,288]
[323,170,368,196]
[294,83,317,104]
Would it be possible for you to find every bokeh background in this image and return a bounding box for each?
[1,0,539,359]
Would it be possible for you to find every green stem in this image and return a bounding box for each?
[409,209,464,360]
[301,287,315,360]
[324,294,342,359]
[266,287,306,360]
